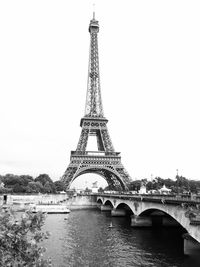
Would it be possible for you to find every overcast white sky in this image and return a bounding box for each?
[0,1,200,187]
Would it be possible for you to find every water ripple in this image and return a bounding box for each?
[42,210,200,267]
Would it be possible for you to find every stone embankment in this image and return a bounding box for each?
[0,194,68,205]
[0,194,97,211]
[65,195,97,210]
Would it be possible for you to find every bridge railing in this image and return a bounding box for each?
[95,193,200,206]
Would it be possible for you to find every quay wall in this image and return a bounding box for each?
[65,195,97,210]
[0,194,97,210]
[0,194,69,205]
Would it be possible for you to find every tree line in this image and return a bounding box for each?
[128,175,200,194]
[0,174,65,194]
[1,173,200,194]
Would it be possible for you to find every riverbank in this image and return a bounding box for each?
[0,194,97,211]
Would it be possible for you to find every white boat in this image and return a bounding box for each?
[31,204,70,214]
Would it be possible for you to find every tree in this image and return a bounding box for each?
[0,208,50,266]
[98,187,104,193]
[19,175,34,186]
[2,174,20,187]
[26,182,44,193]
[1,174,34,193]
[175,175,190,193]
[43,182,52,194]
[54,181,65,192]
[35,174,53,186]
[13,183,26,193]
[129,180,141,191]
[0,187,12,194]
[146,181,157,191]
[35,174,56,193]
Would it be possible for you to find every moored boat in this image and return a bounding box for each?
[31,204,70,214]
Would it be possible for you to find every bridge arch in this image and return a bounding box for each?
[96,197,105,204]
[136,205,200,244]
[115,202,134,216]
[138,206,187,227]
[96,197,115,208]
[97,199,103,205]
[138,208,184,228]
[104,200,114,208]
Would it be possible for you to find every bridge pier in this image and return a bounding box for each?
[183,233,200,255]
[97,203,101,209]
[111,208,126,217]
[100,205,112,211]
[131,215,152,227]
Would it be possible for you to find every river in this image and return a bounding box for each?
[42,209,200,267]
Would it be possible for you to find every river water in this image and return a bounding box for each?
[42,209,200,267]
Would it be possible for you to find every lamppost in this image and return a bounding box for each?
[176,169,179,194]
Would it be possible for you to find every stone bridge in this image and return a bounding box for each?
[96,193,200,255]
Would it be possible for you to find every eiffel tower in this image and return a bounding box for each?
[61,13,132,190]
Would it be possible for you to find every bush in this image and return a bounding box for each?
[0,208,51,266]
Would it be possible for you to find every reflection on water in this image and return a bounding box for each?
[42,210,200,267]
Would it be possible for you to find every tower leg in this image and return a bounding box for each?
[61,164,78,189]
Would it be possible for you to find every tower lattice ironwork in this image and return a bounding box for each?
[61,14,132,190]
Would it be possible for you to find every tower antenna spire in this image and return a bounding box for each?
[93,3,95,20]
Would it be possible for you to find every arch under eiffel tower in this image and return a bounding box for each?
[61,13,132,190]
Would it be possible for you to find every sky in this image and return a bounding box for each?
[0,1,200,188]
